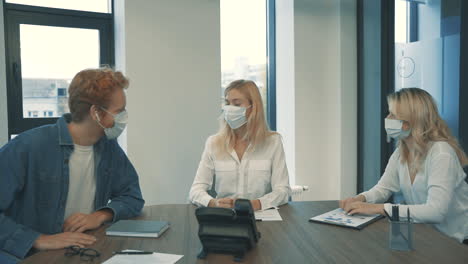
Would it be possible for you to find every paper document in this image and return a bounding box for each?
[103,250,183,264]
[309,208,383,230]
[255,207,282,221]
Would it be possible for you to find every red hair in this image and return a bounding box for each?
[68,67,129,122]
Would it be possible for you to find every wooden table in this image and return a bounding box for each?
[21,201,468,264]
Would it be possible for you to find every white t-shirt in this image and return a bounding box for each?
[361,141,468,243]
[189,133,291,210]
[64,144,96,220]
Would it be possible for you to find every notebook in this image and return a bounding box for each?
[106,220,170,238]
[309,208,384,230]
[254,208,282,221]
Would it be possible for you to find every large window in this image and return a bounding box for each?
[3,0,114,138]
[394,0,462,137]
[358,0,468,193]
[220,0,276,129]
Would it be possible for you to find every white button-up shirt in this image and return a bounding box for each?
[189,133,291,210]
[361,142,468,243]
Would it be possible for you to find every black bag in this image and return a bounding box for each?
[195,199,261,262]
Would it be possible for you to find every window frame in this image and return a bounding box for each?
[266,0,276,131]
[357,0,395,193]
[3,0,114,138]
[408,1,418,42]
[358,0,468,192]
[460,0,468,152]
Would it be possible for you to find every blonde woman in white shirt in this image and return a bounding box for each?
[340,88,468,243]
[189,80,290,211]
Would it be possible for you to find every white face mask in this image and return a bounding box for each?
[385,118,411,142]
[96,107,128,139]
[222,105,251,129]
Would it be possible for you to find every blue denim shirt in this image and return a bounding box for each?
[0,114,145,260]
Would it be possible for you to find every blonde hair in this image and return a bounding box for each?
[388,88,468,175]
[214,80,276,155]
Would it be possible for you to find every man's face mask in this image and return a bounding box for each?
[95,107,128,139]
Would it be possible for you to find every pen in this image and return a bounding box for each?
[113,251,153,255]
[407,208,410,223]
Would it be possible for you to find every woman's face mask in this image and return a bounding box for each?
[222,105,251,129]
[95,107,128,139]
[385,118,411,142]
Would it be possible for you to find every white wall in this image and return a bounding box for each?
[123,0,221,205]
[277,0,357,200]
[114,0,127,152]
[339,0,358,199]
[0,1,8,147]
[276,0,296,186]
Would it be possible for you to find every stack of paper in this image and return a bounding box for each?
[254,207,282,221]
[103,250,183,264]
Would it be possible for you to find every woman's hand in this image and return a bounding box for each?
[339,195,366,210]
[344,202,385,215]
[208,198,234,208]
[207,198,262,211]
[250,199,262,211]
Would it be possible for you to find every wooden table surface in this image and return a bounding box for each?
[21,201,468,264]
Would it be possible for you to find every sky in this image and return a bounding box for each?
[220,0,267,71]
[20,24,100,79]
[395,0,408,43]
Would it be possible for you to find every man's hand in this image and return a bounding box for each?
[63,209,114,233]
[208,198,234,208]
[32,232,97,250]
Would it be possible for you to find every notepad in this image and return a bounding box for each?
[103,250,183,264]
[255,207,282,221]
[106,220,170,238]
[309,208,383,230]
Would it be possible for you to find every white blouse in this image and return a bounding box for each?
[189,133,291,210]
[361,141,468,243]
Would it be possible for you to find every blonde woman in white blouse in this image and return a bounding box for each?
[189,80,290,211]
[340,88,468,243]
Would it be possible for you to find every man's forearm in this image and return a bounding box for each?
[92,209,114,224]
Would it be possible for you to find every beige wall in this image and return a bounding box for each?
[279,0,357,200]
[122,0,221,205]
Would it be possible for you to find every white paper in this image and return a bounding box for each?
[310,208,380,228]
[103,250,183,264]
[254,207,282,221]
